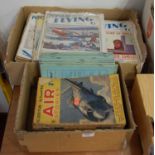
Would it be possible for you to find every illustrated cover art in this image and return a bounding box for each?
[37,12,105,59]
[33,75,126,130]
[104,20,140,62]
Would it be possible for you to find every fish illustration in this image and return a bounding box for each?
[65,79,113,122]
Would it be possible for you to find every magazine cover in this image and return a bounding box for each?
[33,75,126,130]
[37,12,105,59]
[15,13,44,61]
[104,20,140,63]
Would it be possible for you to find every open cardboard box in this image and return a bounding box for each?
[4,6,146,85]
[14,62,136,152]
[130,74,154,155]
[119,64,154,155]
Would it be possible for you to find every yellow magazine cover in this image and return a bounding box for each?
[33,74,126,130]
[33,78,60,127]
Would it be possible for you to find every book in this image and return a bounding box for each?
[33,75,126,130]
[15,13,44,61]
[104,20,140,63]
[36,11,105,60]
[39,52,118,78]
[40,64,118,78]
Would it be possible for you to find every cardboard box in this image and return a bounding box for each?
[131,74,154,155]
[5,6,146,85]
[14,62,136,152]
[142,0,154,72]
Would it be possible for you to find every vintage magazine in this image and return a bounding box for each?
[40,64,118,78]
[39,52,118,78]
[104,20,140,63]
[33,75,126,130]
[15,13,44,61]
[36,12,105,59]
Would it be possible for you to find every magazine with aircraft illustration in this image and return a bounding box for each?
[104,20,141,63]
[36,11,105,59]
[33,75,126,130]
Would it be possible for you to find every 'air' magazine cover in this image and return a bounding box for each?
[33,75,126,130]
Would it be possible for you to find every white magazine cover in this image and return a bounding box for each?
[15,13,44,61]
[104,20,141,63]
[37,11,105,59]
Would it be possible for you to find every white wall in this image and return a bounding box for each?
[0,0,145,40]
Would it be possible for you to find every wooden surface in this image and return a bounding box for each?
[0,87,142,155]
[136,74,154,119]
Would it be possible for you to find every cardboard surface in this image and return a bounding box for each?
[4,6,146,85]
[136,75,154,118]
[14,63,135,152]
[4,62,25,85]
[131,74,154,155]
[142,0,154,72]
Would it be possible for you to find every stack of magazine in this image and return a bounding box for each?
[14,11,130,130]
[38,12,118,77]
[39,52,117,78]
[15,11,141,65]
[15,13,44,61]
